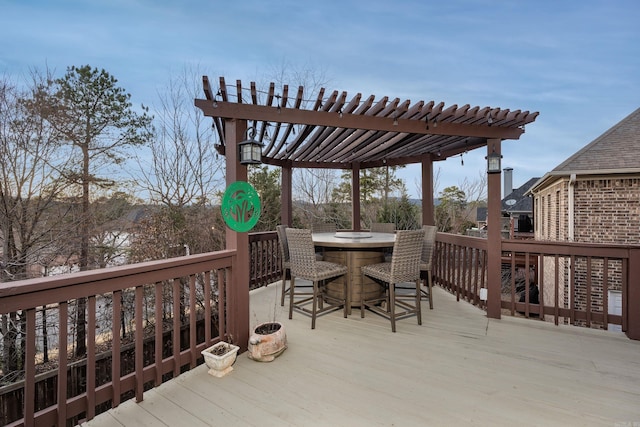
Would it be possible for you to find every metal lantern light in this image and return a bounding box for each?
[485,148,502,174]
[239,127,263,165]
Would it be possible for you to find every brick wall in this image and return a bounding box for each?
[574,178,640,244]
[534,179,568,241]
[533,175,640,328]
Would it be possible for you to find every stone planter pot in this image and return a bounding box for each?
[201,341,240,377]
[248,322,287,362]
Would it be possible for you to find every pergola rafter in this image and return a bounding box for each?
[195,76,538,170]
[195,75,540,325]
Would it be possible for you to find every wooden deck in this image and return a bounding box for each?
[83,284,640,427]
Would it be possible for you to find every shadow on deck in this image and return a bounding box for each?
[83,284,640,427]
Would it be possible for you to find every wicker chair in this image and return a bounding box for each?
[311,221,335,260]
[371,222,396,261]
[311,221,336,233]
[360,229,425,332]
[396,225,437,309]
[370,222,395,233]
[420,225,437,309]
[285,228,349,329]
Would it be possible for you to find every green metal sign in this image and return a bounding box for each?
[221,181,261,232]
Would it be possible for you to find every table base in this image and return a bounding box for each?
[323,249,385,313]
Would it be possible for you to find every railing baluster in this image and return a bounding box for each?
[524,252,531,318]
[112,290,122,408]
[603,258,609,330]
[24,308,36,426]
[510,251,516,316]
[154,282,163,386]
[135,285,144,403]
[57,302,68,425]
[204,271,212,344]
[554,255,559,325]
[218,268,226,340]
[586,256,592,327]
[172,279,181,378]
[570,255,576,325]
[189,274,197,368]
[538,253,545,321]
[87,295,96,420]
[622,257,628,332]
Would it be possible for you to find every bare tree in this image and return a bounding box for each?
[292,168,340,224]
[133,66,225,259]
[0,70,74,373]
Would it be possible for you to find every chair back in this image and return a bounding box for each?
[285,228,319,279]
[390,229,425,282]
[276,225,290,263]
[311,221,336,233]
[370,222,395,233]
[421,225,437,270]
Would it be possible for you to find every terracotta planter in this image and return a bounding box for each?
[201,341,239,377]
[248,322,287,362]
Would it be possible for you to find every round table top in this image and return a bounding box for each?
[312,231,396,248]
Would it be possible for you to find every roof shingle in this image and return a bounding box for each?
[553,107,640,172]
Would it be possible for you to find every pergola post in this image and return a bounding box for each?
[352,163,361,231]
[486,139,503,319]
[421,155,435,226]
[281,164,293,226]
[224,119,250,351]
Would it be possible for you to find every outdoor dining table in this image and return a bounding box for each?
[312,231,396,314]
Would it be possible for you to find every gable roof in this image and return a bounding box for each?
[502,177,539,213]
[553,107,640,173]
[529,107,640,193]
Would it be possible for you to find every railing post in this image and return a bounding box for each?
[626,248,640,340]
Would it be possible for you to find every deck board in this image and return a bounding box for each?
[82,284,640,427]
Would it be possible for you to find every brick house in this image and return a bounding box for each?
[528,107,640,328]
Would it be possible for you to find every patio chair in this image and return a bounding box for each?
[311,221,335,260]
[420,225,437,309]
[311,221,336,233]
[360,229,425,332]
[395,225,437,309]
[370,222,395,233]
[371,222,396,261]
[286,228,349,329]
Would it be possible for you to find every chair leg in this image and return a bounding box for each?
[415,280,422,325]
[360,282,366,318]
[343,278,348,318]
[289,276,296,319]
[428,273,434,310]
[311,281,318,329]
[389,283,396,333]
[280,269,288,306]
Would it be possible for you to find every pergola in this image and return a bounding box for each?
[195,76,539,343]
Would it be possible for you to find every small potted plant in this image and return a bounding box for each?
[201,341,240,377]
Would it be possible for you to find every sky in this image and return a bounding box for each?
[1,0,639,199]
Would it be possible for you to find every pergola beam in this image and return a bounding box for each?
[195,100,525,140]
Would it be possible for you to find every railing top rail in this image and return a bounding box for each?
[436,232,488,250]
[502,239,639,258]
[0,250,236,313]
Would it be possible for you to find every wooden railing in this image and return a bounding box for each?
[0,250,236,426]
[2,231,640,425]
[248,231,282,290]
[433,233,640,339]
